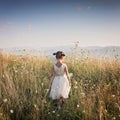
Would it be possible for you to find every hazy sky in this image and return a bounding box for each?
[0,0,120,48]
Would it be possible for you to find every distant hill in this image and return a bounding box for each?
[1,46,120,60]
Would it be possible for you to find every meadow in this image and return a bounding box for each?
[0,51,120,120]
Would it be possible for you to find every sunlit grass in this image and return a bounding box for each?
[0,52,120,120]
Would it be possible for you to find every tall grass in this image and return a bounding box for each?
[0,52,120,120]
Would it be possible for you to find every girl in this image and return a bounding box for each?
[48,51,71,110]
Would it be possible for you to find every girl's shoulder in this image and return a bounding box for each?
[62,63,67,68]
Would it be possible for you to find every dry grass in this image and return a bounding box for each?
[0,52,120,120]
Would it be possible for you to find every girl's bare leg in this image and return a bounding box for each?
[57,96,64,110]
[57,99,61,109]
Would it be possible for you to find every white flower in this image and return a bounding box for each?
[69,73,73,77]
[57,114,60,117]
[46,89,49,92]
[112,95,115,97]
[15,70,18,73]
[48,112,50,114]
[2,74,4,78]
[112,117,116,120]
[77,104,79,108]
[52,110,55,113]
[34,104,37,108]
[41,83,44,86]
[74,81,77,84]
[10,109,14,113]
[3,98,8,103]
[35,90,38,94]
[83,110,85,113]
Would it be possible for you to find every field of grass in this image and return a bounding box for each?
[0,52,120,120]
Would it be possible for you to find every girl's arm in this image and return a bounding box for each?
[48,65,55,89]
[65,65,71,86]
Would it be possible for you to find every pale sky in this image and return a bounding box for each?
[0,0,120,48]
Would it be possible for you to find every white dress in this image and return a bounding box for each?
[49,63,71,100]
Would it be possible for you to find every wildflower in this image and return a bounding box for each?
[41,82,44,86]
[52,110,55,113]
[46,89,49,92]
[34,104,37,108]
[74,86,78,89]
[10,109,14,114]
[2,74,4,78]
[48,112,50,114]
[112,95,115,98]
[35,90,38,94]
[74,81,77,85]
[34,104,39,111]
[112,117,116,120]
[3,98,8,103]
[83,110,85,113]
[44,100,47,104]
[69,73,73,77]
[105,109,107,113]
[57,114,60,117]
[77,104,79,108]
[80,92,85,97]
[15,70,18,73]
